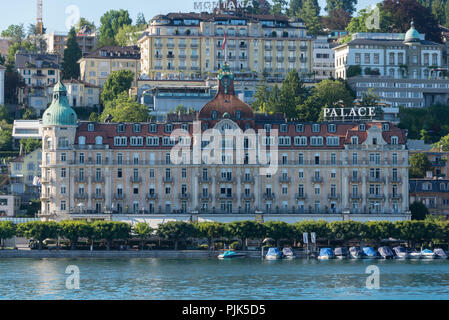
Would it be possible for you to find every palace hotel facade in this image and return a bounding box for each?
[39,65,410,222]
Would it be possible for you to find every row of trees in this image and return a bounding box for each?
[2,219,449,251]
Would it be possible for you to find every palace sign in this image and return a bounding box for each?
[323,107,376,119]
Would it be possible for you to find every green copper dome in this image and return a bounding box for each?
[404,21,420,43]
[43,81,77,126]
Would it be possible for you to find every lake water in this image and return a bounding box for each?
[1,258,449,300]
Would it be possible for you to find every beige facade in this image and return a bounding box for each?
[45,30,98,57]
[138,12,314,82]
[0,195,21,217]
[78,46,140,88]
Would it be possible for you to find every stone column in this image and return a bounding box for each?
[384,168,389,213]
[236,168,241,210]
[192,167,199,211]
[254,167,260,211]
[362,170,367,213]
[342,168,349,210]
[211,169,216,210]
[87,173,92,209]
[105,167,112,210]
[401,167,409,212]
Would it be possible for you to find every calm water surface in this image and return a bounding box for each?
[1,258,449,300]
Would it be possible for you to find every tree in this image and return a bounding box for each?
[273,70,307,118]
[0,120,13,151]
[20,138,41,154]
[133,222,154,250]
[59,220,91,250]
[271,0,288,14]
[323,8,352,30]
[328,221,363,245]
[409,153,432,178]
[431,0,447,26]
[361,221,395,246]
[17,221,59,250]
[326,0,358,15]
[225,221,265,250]
[264,221,293,247]
[115,25,141,46]
[88,112,99,122]
[382,0,442,43]
[195,222,226,250]
[1,24,26,44]
[100,92,149,122]
[21,107,38,120]
[0,221,16,248]
[157,221,195,250]
[346,65,362,78]
[410,201,430,220]
[433,133,449,151]
[288,0,303,16]
[293,220,330,242]
[299,0,323,35]
[244,0,272,14]
[251,80,272,112]
[76,18,96,32]
[62,27,82,80]
[101,69,134,104]
[92,221,131,250]
[99,9,132,47]
[136,13,147,29]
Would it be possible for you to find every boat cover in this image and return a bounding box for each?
[319,248,333,256]
[282,247,294,256]
[434,248,446,256]
[421,249,434,254]
[393,246,406,253]
[267,248,281,256]
[349,247,361,254]
[378,246,394,256]
[334,247,348,256]
[222,251,237,257]
[362,247,377,256]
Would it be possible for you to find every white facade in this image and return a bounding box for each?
[313,36,335,80]
[0,65,5,105]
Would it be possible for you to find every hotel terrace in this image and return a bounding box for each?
[39,65,410,222]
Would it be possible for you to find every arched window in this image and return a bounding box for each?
[78,136,86,145]
[95,136,103,145]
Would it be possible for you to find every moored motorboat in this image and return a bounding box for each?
[318,248,334,260]
[349,246,362,259]
[421,249,436,259]
[378,246,395,259]
[409,250,422,259]
[282,247,296,259]
[362,247,378,259]
[334,247,348,259]
[434,248,448,259]
[393,246,409,259]
[218,250,246,259]
[265,247,283,260]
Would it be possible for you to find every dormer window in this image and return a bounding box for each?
[181,123,189,131]
[235,110,241,120]
[328,124,336,133]
[117,124,125,133]
[133,124,141,133]
[95,136,103,145]
[78,136,85,145]
[382,123,390,131]
[391,136,398,145]
[165,124,173,133]
[149,124,157,133]
[359,124,366,131]
[280,124,288,133]
[264,124,271,132]
[296,124,304,132]
[212,110,218,120]
[351,136,359,145]
[87,123,94,131]
[312,124,320,133]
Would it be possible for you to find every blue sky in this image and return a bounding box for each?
[0,0,380,34]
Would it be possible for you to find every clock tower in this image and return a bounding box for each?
[217,63,235,95]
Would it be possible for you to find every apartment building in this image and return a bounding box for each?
[138,11,314,82]
[9,148,42,196]
[78,46,141,87]
[39,66,410,222]
[15,52,61,113]
[313,36,336,80]
[333,23,449,108]
[410,179,449,216]
[45,26,98,57]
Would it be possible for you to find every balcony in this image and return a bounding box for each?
[216,55,225,60]
[114,193,125,200]
[155,43,163,49]
[264,46,272,50]
[75,193,88,200]
[227,44,236,49]
[300,45,307,51]
[41,195,53,201]
[178,43,187,48]
[227,56,236,61]
[328,194,340,200]
[350,193,361,200]
[243,193,255,200]
[219,177,235,183]
[312,176,323,183]
[154,55,162,59]
[146,193,158,200]
[94,176,105,183]
[368,177,385,183]
[200,176,211,183]
[239,56,247,60]
[288,45,296,51]
[179,193,191,200]
[276,56,284,63]
[263,193,275,200]
[295,193,306,200]
[163,176,174,183]
[199,194,211,200]
[264,56,272,62]
[190,55,199,60]
[279,176,291,183]
[218,193,235,200]
[166,43,175,48]
[178,54,186,59]
[350,177,361,183]
[389,194,402,200]
[167,54,175,59]
[239,44,247,49]
[242,176,254,183]
[391,177,402,183]
[92,193,105,200]
[276,45,284,51]
[300,57,307,63]
[130,176,142,183]
[368,194,385,200]
[288,57,296,62]
[190,43,199,48]
[75,176,86,183]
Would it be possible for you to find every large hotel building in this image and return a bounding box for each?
[39,65,410,222]
[137,11,314,81]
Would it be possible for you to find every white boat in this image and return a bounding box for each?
[318,248,334,260]
[421,249,436,259]
[409,250,422,259]
[218,250,246,259]
[393,246,409,259]
[378,246,395,259]
[334,247,348,259]
[349,247,362,259]
[282,247,296,259]
[434,248,448,259]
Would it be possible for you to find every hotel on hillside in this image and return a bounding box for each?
[39,64,411,224]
